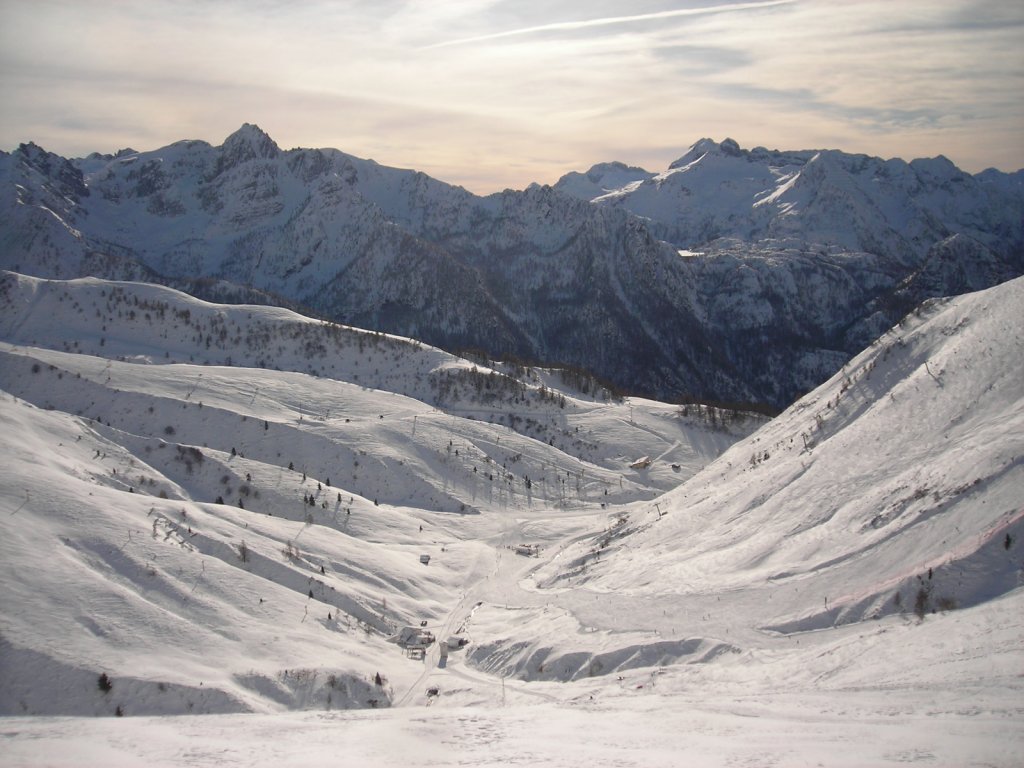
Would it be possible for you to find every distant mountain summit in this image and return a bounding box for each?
[550,161,654,201]
[1,127,1021,408]
[222,122,281,162]
[556,136,1023,265]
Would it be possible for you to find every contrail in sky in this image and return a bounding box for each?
[422,0,797,50]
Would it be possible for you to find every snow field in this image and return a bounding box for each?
[1,273,1022,765]
[1,273,749,721]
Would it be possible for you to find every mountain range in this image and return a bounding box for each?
[3,125,1021,408]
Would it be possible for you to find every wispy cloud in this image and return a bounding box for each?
[0,0,1020,190]
[421,0,796,49]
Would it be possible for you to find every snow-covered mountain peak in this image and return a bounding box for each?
[667,137,719,169]
[586,160,648,179]
[13,140,48,164]
[220,122,280,166]
[908,154,967,184]
[667,137,745,170]
[551,161,653,201]
[719,137,742,155]
[10,141,90,201]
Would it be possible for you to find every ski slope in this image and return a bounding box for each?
[1,272,1021,766]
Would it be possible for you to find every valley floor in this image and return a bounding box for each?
[3,683,1021,767]
[4,511,1022,766]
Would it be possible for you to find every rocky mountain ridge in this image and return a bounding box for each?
[2,126,1020,407]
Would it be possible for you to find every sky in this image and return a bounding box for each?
[1,0,1022,193]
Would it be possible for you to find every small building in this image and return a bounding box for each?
[419,554,431,565]
[515,543,539,557]
[390,626,435,649]
[446,636,469,650]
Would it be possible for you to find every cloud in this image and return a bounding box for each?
[420,0,796,49]
[0,0,1021,190]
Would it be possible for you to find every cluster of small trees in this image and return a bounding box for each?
[429,366,527,405]
[892,567,958,621]
[554,363,623,402]
[174,444,204,473]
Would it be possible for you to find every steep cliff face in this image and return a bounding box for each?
[1,127,1021,408]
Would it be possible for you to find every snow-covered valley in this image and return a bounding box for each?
[1,271,1021,765]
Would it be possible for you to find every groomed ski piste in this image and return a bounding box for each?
[1,271,1021,767]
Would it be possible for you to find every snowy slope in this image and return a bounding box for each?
[499,275,1024,691]
[554,274,1024,609]
[0,274,1021,765]
[0,272,751,719]
[1,281,1021,767]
